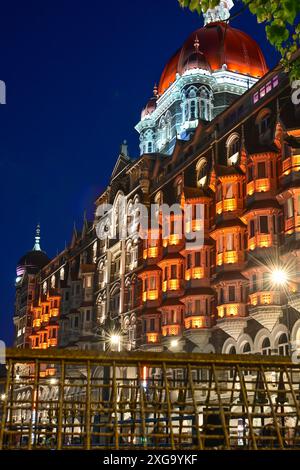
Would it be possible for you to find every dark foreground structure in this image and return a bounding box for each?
[1,349,300,450]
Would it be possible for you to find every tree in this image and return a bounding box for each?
[178,0,300,80]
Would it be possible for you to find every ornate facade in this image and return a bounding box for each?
[13,14,300,359]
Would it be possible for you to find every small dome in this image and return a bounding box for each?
[181,50,211,74]
[141,96,157,119]
[16,224,49,276]
[17,250,50,276]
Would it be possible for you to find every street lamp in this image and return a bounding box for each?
[110,334,121,352]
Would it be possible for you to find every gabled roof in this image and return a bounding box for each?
[111,153,131,180]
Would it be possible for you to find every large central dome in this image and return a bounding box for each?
[158,22,268,95]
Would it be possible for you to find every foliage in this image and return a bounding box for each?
[178,0,300,80]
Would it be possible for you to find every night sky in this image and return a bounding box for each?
[0,0,279,346]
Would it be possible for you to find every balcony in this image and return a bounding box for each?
[142,289,159,302]
[248,233,272,250]
[249,291,280,306]
[50,308,59,318]
[146,332,160,344]
[217,251,238,266]
[217,303,240,318]
[184,316,210,329]
[185,219,204,234]
[162,279,183,292]
[185,267,205,280]
[143,246,159,260]
[216,198,238,215]
[32,318,41,328]
[247,178,270,195]
[282,154,300,175]
[162,324,181,337]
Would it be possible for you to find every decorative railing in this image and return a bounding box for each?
[1,349,300,450]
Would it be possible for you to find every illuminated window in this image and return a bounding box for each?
[286,198,294,219]
[225,183,233,199]
[196,159,207,187]
[227,134,240,165]
[226,234,234,251]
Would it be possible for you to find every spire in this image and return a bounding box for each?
[33,223,42,251]
[203,0,234,26]
[120,139,128,157]
[194,35,200,53]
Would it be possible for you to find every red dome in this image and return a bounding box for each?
[158,22,268,95]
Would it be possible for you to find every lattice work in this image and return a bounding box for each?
[1,349,300,450]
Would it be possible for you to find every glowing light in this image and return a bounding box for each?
[271,268,288,287]
[170,339,178,348]
[1,394,6,401]
[49,378,58,385]
[110,334,121,346]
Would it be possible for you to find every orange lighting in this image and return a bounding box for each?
[282,155,300,174]
[217,251,238,265]
[217,303,239,318]
[146,333,159,343]
[184,316,204,329]
[162,325,180,336]
[169,234,181,246]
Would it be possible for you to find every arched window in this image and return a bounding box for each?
[256,109,272,139]
[159,118,167,146]
[278,333,289,356]
[228,346,236,355]
[190,100,197,120]
[166,112,172,141]
[196,158,208,187]
[227,134,240,166]
[175,178,183,199]
[243,343,251,354]
[261,337,271,355]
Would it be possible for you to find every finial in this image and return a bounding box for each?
[153,83,158,97]
[194,35,200,52]
[203,0,234,26]
[33,223,42,251]
[120,140,128,156]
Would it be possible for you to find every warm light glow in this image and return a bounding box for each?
[170,339,178,348]
[110,335,121,346]
[146,333,159,343]
[184,316,205,329]
[271,268,288,287]
[1,394,6,401]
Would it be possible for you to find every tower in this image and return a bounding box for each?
[135,8,268,156]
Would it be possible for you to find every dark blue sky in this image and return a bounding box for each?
[0,0,279,346]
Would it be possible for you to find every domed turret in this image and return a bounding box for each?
[180,36,211,75]
[158,22,268,95]
[17,224,50,277]
[141,85,158,120]
[135,9,268,157]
